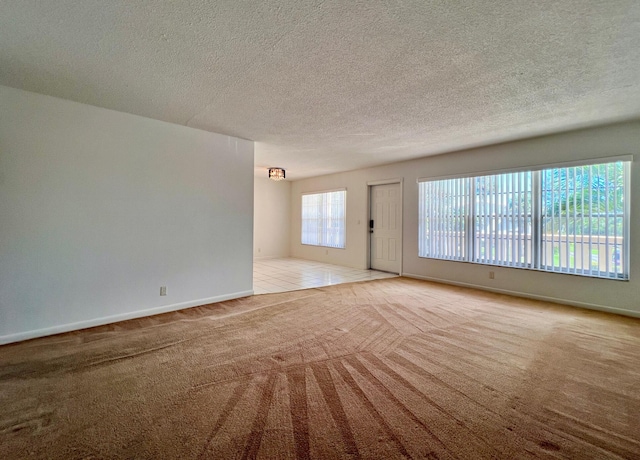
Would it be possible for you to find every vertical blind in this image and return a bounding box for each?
[473,172,533,267]
[301,190,346,248]
[418,160,630,280]
[540,162,627,278]
[418,178,467,260]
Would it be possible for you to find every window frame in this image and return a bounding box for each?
[301,189,347,249]
[418,157,631,280]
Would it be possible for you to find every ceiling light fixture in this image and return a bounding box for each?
[268,167,286,181]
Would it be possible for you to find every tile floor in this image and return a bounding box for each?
[253,258,398,294]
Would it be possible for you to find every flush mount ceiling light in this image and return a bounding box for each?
[268,167,286,181]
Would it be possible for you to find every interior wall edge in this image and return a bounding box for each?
[253,255,285,261]
[0,290,254,346]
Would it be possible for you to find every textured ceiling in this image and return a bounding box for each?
[1,1,639,179]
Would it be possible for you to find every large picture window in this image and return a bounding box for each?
[301,190,346,248]
[419,160,630,279]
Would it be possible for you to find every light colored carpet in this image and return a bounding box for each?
[1,277,639,459]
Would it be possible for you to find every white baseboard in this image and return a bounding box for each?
[0,290,254,346]
[401,273,640,318]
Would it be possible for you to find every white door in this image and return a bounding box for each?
[370,183,401,273]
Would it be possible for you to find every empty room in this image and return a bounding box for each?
[1,1,639,459]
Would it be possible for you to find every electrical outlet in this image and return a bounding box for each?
[160,286,167,296]
[489,271,495,279]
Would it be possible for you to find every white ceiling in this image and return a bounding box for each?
[1,1,639,180]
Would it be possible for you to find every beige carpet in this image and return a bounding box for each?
[1,277,639,459]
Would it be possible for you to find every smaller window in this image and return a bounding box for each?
[301,190,346,248]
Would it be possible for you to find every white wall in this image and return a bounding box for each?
[291,121,640,317]
[254,177,291,259]
[0,86,254,344]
